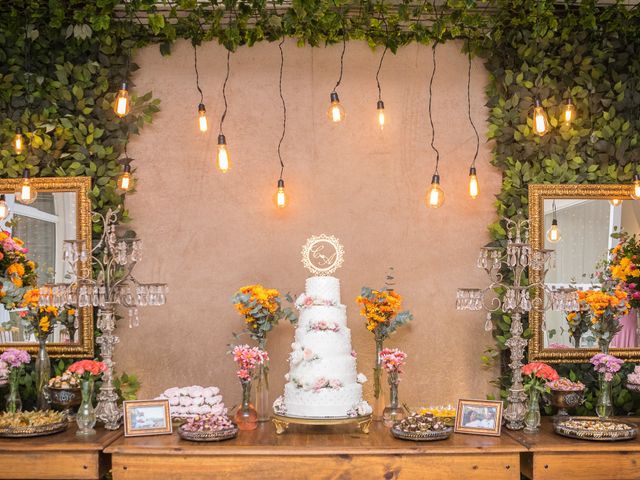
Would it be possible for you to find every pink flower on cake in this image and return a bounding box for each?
[328,379,343,389]
[312,377,328,392]
[303,348,316,362]
[351,350,357,358]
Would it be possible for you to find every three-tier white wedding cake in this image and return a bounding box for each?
[273,275,372,418]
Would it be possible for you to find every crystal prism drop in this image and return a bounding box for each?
[485,314,493,332]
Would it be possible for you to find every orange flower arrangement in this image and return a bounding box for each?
[0,230,37,308]
[356,280,413,402]
[356,289,403,332]
[576,288,629,351]
[232,284,296,348]
[579,289,629,324]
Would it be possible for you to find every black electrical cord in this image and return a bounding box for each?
[219,50,231,134]
[428,42,440,174]
[332,33,346,93]
[194,45,204,104]
[375,2,389,102]
[277,37,286,180]
[467,39,480,169]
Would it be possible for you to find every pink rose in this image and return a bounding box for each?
[629,283,637,289]
[303,348,315,361]
[633,292,640,299]
[329,379,342,389]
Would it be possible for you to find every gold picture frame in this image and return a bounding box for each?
[123,399,173,437]
[454,399,503,436]
[528,183,639,363]
[0,176,93,358]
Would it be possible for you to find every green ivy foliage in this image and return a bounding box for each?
[483,0,640,413]
[0,0,160,228]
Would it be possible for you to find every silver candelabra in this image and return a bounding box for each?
[40,208,168,430]
[456,217,577,430]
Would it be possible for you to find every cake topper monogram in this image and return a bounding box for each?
[301,234,345,276]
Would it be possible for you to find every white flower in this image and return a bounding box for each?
[290,349,303,365]
[284,373,290,381]
[356,373,367,384]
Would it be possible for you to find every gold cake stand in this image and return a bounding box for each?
[272,413,372,435]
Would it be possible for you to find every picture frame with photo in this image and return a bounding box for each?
[454,399,503,436]
[123,399,173,437]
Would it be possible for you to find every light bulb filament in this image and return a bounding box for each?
[21,184,31,201]
[198,104,208,133]
[468,168,479,199]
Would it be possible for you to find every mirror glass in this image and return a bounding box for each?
[543,198,640,350]
[0,177,93,358]
[0,192,78,343]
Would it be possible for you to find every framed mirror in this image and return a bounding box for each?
[529,183,640,362]
[0,177,93,357]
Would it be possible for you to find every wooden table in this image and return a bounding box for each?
[506,417,640,480]
[106,423,525,480]
[0,425,122,480]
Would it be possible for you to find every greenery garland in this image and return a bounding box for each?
[483,0,640,415]
[2,0,640,413]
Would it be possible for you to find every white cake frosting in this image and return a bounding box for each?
[275,275,371,418]
[305,276,341,304]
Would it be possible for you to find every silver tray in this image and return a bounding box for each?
[0,420,68,438]
[554,417,637,442]
[391,425,453,442]
[178,424,238,442]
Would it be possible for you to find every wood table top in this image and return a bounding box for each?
[0,424,122,452]
[106,421,526,456]
[505,417,640,452]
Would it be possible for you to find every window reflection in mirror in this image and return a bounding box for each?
[0,192,77,344]
[543,199,640,350]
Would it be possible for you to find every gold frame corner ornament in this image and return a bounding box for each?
[0,176,94,358]
[528,183,639,363]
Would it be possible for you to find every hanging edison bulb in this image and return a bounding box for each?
[562,98,576,125]
[16,168,37,205]
[426,174,444,208]
[13,128,24,155]
[0,195,9,221]
[376,100,385,130]
[546,219,561,243]
[197,103,208,133]
[117,165,133,191]
[468,167,479,199]
[217,134,230,173]
[114,82,130,117]
[327,92,345,123]
[632,173,640,200]
[532,98,550,136]
[275,179,287,209]
[610,198,623,207]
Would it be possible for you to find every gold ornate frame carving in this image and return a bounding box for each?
[0,177,93,358]
[528,183,637,363]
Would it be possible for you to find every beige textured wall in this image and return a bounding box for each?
[116,39,503,410]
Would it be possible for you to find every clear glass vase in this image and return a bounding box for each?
[523,389,541,434]
[234,380,258,431]
[76,379,97,435]
[5,375,21,413]
[373,337,385,420]
[596,374,613,419]
[254,353,269,422]
[382,378,405,427]
[35,337,51,411]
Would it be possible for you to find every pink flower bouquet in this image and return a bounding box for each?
[232,345,268,383]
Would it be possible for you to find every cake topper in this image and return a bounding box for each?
[301,234,344,275]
